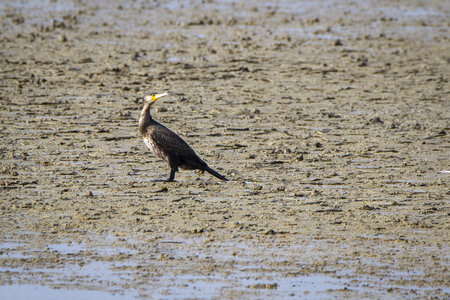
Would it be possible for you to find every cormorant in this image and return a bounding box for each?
[139,92,228,182]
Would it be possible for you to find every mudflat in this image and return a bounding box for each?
[0,0,449,298]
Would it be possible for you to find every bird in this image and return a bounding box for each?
[139,92,228,182]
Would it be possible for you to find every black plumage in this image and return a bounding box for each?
[139,93,228,182]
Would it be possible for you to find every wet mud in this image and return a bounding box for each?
[0,0,449,298]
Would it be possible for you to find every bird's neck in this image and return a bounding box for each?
[139,102,153,134]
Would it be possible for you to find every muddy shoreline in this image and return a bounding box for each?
[1,0,449,298]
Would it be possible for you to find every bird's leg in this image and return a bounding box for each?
[166,169,176,182]
[152,171,176,182]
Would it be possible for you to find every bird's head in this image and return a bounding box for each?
[144,92,168,105]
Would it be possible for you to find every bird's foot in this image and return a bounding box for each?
[151,178,176,183]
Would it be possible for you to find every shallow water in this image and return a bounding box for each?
[0,285,135,300]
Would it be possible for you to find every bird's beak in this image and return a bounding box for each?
[153,92,168,101]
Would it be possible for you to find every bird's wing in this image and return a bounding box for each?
[150,125,198,158]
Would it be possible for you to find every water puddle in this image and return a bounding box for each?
[0,284,135,300]
[150,272,360,299]
[0,242,32,259]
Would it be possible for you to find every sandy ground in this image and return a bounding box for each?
[0,0,449,298]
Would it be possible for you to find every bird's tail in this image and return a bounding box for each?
[205,167,228,181]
